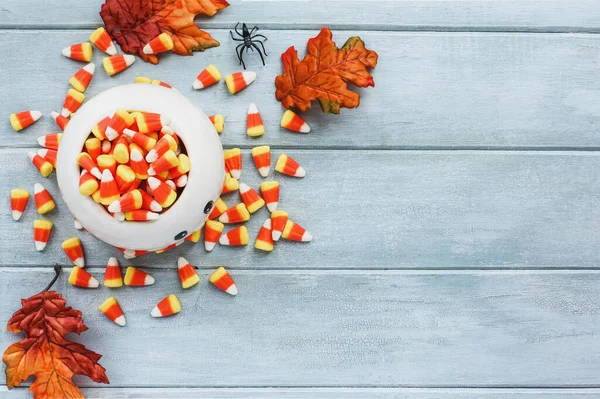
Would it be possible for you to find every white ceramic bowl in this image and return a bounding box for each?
[57,84,225,252]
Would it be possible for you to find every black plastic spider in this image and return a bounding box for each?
[230,22,268,69]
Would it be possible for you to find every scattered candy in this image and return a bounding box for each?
[239,183,265,213]
[103,54,136,76]
[74,218,84,230]
[51,111,69,131]
[99,297,126,326]
[124,209,159,221]
[208,197,227,220]
[124,266,155,286]
[104,257,123,288]
[177,257,200,289]
[29,152,53,177]
[143,33,174,55]
[151,294,181,317]
[208,114,224,133]
[186,229,202,243]
[193,65,221,89]
[61,89,85,117]
[70,63,95,93]
[106,109,135,141]
[77,152,102,179]
[246,103,264,137]
[282,220,312,242]
[251,145,270,177]
[62,42,93,62]
[260,181,279,212]
[68,267,99,288]
[122,249,149,259]
[62,237,85,267]
[219,203,250,224]
[38,148,58,168]
[100,169,120,206]
[10,110,41,131]
[255,218,274,252]
[37,133,62,150]
[270,210,288,241]
[108,189,142,213]
[204,220,224,251]
[34,183,55,214]
[224,148,242,179]
[225,71,256,94]
[79,170,99,196]
[222,172,239,194]
[90,27,117,55]
[10,189,29,221]
[280,110,310,133]
[275,153,306,178]
[147,177,177,208]
[33,220,53,251]
[219,225,249,246]
[210,267,238,296]
[155,239,184,254]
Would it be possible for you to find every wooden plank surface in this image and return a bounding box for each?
[2,0,600,31]
[2,268,600,387]
[3,149,600,269]
[3,30,600,150]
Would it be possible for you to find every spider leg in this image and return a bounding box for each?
[250,26,258,35]
[237,44,246,69]
[254,39,268,56]
[230,30,244,41]
[251,43,266,66]
[234,22,243,37]
[251,34,268,42]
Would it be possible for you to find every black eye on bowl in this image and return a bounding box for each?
[174,231,188,240]
[204,201,214,214]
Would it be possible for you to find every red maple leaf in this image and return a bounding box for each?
[100,0,229,64]
[275,28,379,114]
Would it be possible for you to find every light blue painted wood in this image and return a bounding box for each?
[3,30,600,150]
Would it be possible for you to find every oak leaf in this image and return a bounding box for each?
[100,0,229,64]
[275,28,378,114]
[3,290,108,398]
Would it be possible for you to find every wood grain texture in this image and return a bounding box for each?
[3,30,600,150]
[2,268,600,387]
[2,0,600,31]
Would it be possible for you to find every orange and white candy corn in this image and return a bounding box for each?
[219,203,250,224]
[124,266,154,286]
[222,172,239,194]
[174,174,187,188]
[106,109,135,141]
[251,145,270,177]
[99,297,126,326]
[219,225,249,246]
[62,42,93,62]
[10,110,41,131]
[246,103,264,137]
[208,114,224,133]
[147,177,177,208]
[113,136,129,164]
[123,128,156,152]
[29,152,53,177]
[193,65,221,89]
[103,54,135,76]
[33,220,53,251]
[186,229,202,243]
[177,257,200,289]
[146,134,177,163]
[10,189,29,221]
[260,180,279,212]
[281,110,310,133]
[89,27,116,55]
[239,183,265,213]
[270,210,288,241]
[104,257,123,288]
[77,152,102,179]
[108,189,142,213]
[282,220,312,242]
[62,237,85,267]
[210,267,238,296]
[224,148,242,179]
[275,153,306,178]
[101,140,112,154]
[124,210,160,221]
[255,219,274,252]
[37,133,62,150]
[167,154,190,179]
[225,71,256,94]
[79,170,99,196]
[74,218,83,230]
[155,239,184,254]
[70,63,95,93]
[148,150,178,176]
[115,165,136,192]
[143,33,174,55]
[204,220,224,251]
[100,169,120,206]
[136,112,171,134]
[151,294,181,317]
[130,148,150,180]
[69,267,98,288]
[34,183,55,214]
[37,149,57,168]
[136,76,174,89]
[139,189,162,212]
[51,111,69,131]
[61,89,85,117]
[92,116,110,140]
[208,197,227,220]
[97,154,117,175]
[85,138,102,162]
[121,248,149,259]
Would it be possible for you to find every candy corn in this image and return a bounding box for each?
[124,209,160,221]
[148,150,178,176]
[246,103,264,137]
[62,42,93,62]
[99,297,126,326]
[101,140,111,153]
[89,27,117,55]
[222,172,239,194]
[255,218,274,252]
[106,109,135,141]
[280,110,310,133]
[10,189,29,221]
[100,257,122,288]
[260,181,279,212]
[143,33,174,55]
[123,128,156,152]
[225,71,256,94]
[282,220,312,242]
[124,266,154,286]
[270,210,288,241]
[204,220,224,251]
[115,165,136,192]
[61,89,85,117]
[108,189,142,213]
[224,148,242,179]
[51,111,69,131]
[37,149,57,169]
[147,177,177,208]
[208,114,224,133]
[69,267,99,288]
[251,145,270,177]
[147,134,177,163]
[92,189,102,203]
[275,153,306,177]
[100,169,120,206]
[177,257,200,289]
[62,237,85,267]
[152,79,173,88]
[219,226,249,246]
[174,174,187,188]
[139,190,162,212]
[85,138,102,162]
[74,218,83,230]
[29,152,53,177]
[122,249,149,259]
[37,133,62,150]
[239,183,265,213]
[77,152,102,179]
[34,183,55,214]
[10,110,41,131]
[103,54,136,76]
[186,229,202,243]
[97,154,117,175]
[33,220,53,251]
[70,63,95,92]
[210,267,238,296]
[79,170,99,196]
[155,239,183,254]
[136,76,173,88]
[92,116,110,140]
[136,112,171,134]
[167,154,190,179]
[113,137,129,164]
[129,148,150,180]
[151,294,181,317]
[208,197,227,220]
[219,203,250,224]
[193,65,221,89]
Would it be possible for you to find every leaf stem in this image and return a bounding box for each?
[44,264,62,292]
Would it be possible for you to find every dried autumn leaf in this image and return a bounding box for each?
[100,0,229,64]
[275,28,378,114]
[3,289,108,398]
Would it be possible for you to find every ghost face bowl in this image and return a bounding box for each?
[57,84,225,252]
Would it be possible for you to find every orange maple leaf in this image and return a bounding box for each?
[100,0,229,64]
[3,290,108,399]
[275,28,378,114]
